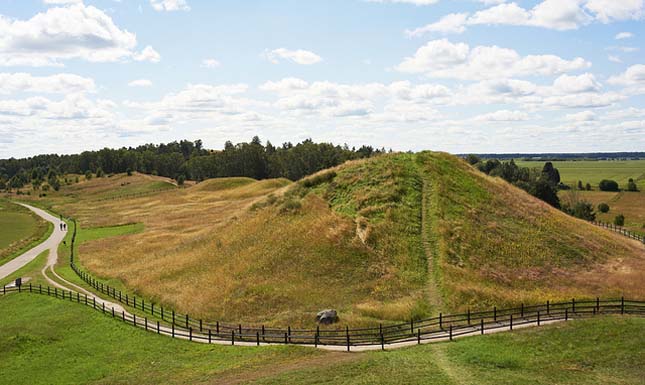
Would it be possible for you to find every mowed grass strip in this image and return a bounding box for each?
[253,316,645,385]
[0,199,51,265]
[0,294,320,385]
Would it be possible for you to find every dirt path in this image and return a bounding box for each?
[421,177,444,313]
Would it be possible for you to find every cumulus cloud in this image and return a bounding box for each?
[264,48,322,65]
[0,73,95,94]
[201,59,221,68]
[150,0,190,12]
[608,64,645,94]
[474,110,529,121]
[366,0,439,5]
[553,73,601,93]
[396,39,590,80]
[615,32,634,40]
[0,4,158,66]
[408,0,644,36]
[566,110,596,121]
[128,79,152,87]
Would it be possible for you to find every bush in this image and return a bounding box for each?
[96,168,104,178]
[176,175,185,186]
[585,183,591,191]
[465,154,480,165]
[567,201,596,221]
[626,178,638,192]
[577,180,583,190]
[598,203,610,213]
[85,171,92,180]
[126,168,133,176]
[614,214,625,226]
[599,179,619,191]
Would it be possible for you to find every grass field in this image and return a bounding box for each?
[0,199,51,265]
[560,190,645,235]
[0,294,642,385]
[515,159,645,189]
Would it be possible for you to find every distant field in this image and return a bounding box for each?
[515,159,645,189]
[0,199,50,265]
[560,190,645,234]
[0,294,643,385]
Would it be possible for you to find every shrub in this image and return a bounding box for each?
[85,171,92,180]
[75,176,79,183]
[577,180,583,190]
[465,154,480,165]
[96,167,104,178]
[598,203,610,213]
[599,179,619,191]
[566,201,596,221]
[585,183,591,191]
[176,175,185,186]
[614,214,625,226]
[626,178,639,192]
[126,168,133,176]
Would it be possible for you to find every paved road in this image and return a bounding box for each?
[0,203,67,281]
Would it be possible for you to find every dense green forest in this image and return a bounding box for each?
[0,137,385,190]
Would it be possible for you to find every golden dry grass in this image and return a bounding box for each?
[560,190,645,234]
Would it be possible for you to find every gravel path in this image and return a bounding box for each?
[0,203,66,281]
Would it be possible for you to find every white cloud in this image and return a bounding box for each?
[608,64,645,94]
[366,0,439,5]
[615,32,634,40]
[150,0,190,12]
[409,0,644,36]
[566,110,596,121]
[264,48,322,65]
[0,4,157,66]
[133,46,161,63]
[259,78,309,93]
[553,73,601,93]
[396,39,590,80]
[474,110,529,121]
[584,0,644,23]
[128,79,152,87]
[608,55,623,63]
[43,0,82,4]
[201,58,221,68]
[0,73,95,94]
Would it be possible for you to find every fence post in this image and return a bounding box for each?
[346,326,350,352]
[172,323,175,338]
[565,308,568,321]
[185,314,189,329]
[467,309,471,325]
[449,325,453,341]
[133,314,136,327]
[112,307,115,318]
[133,296,136,308]
[572,298,576,313]
[231,330,235,345]
[288,326,291,343]
[596,297,600,313]
[208,329,212,343]
[157,321,160,334]
[621,297,624,315]
[145,317,148,331]
[439,313,443,329]
[263,325,266,342]
[93,297,96,309]
[510,314,513,330]
[29,283,32,292]
[381,331,385,350]
[537,311,540,326]
[200,319,203,332]
[256,331,260,346]
[102,302,105,314]
[189,327,192,341]
[410,318,414,334]
[151,303,154,315]
[493,307,497,322]
[315,326,319,347]
[284,332,288,344]
[216,321,220,335]
[172,310,175,325]
[161,306,164,320]
[521,303,524,318]
[417,328,421,345]
[547,300,550,315]
[122,311,125,322]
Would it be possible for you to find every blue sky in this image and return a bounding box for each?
[1,0,644,157]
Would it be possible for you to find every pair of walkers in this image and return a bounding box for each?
[59,222,67,231]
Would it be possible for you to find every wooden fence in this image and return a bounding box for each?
[590,220,645,243]
[2,284,644,350]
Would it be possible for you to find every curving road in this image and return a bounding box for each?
[0,203,67,281]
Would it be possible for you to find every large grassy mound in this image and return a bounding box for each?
[19,152,644,326]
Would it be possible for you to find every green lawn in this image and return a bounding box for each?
[0,199,51,265]
[0,293,642,385]
[515,159,645,189]
[256,317,645,385]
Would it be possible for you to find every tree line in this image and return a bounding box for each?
[0,137,386,191]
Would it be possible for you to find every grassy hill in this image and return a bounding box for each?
[14,152,644,327]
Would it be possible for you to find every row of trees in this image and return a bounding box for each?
[0,137,386,191]
[466,156,562,208]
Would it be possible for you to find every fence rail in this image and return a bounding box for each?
[60,214,645,349]
[590,220,645,243]
[2,284,643,350]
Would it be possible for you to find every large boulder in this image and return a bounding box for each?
[316,309,338,325]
